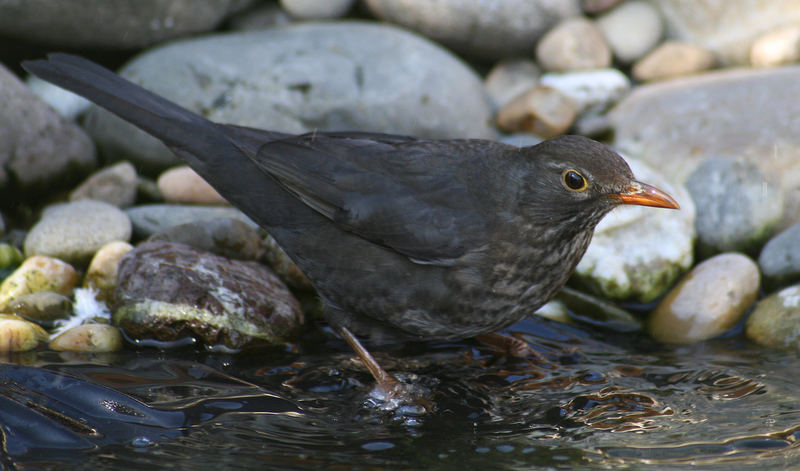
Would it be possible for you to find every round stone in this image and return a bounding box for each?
[24,199,132,266]
[535,17,612,72]
[649,253,760,343]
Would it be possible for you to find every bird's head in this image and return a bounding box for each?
[517,135,679,235]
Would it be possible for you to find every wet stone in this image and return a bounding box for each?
[0,256,78,311]
[746,284,800,351]
[114,241,303,349]
[759,223,800,290]
[4,291,72,327]
[149,217,263,262]
[0,314,48,352]
[686,158,783,257]
[49,324,123,353]
[649,253,760,343]
[24,199,132,267]
[556,286,642,332]
[84,241,134,303]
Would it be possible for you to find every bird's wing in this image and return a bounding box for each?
[244,132,491,265]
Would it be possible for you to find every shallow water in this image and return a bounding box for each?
[2,317,799,470]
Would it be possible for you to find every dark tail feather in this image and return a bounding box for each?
[22,53,317,231]
[22,53,234,172]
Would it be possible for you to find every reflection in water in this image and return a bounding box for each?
[1,317,799,470]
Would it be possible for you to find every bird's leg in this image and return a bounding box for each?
[337,326,401,398]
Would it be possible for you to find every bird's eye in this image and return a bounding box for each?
[562,169,587,191]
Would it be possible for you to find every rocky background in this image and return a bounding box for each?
[0,0,799,354]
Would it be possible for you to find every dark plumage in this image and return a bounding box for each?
[23,54,678,393]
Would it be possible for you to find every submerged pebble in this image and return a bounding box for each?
[49,323,123,352]
[4,291,72,326]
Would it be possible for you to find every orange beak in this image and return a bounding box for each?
[612,180,680,209]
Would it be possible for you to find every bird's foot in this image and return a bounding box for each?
[475,333,558,368]
[338,326,435,414]
[364,372,435,415]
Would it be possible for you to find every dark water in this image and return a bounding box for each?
[2,317,800,470]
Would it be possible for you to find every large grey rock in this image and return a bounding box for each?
[759,223,800,289]
[24,200,132,266]
[0,64,95,193]
[0,0,254,49]
[609,66,800,226]
[573,156,695,303]
[114,241,303,348]
[364,0,581,60]
[686,158,783,256]
[651,0,800,66]
[84,22,496,170]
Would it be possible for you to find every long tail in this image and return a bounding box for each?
[22,53,248,175]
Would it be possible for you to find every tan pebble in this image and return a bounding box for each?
[49,323,123,352]
[536,17,612,72]
[158,166,227,205]
[750,25,800,67]
[649,253,759,343]
[0,315,48,352]
[84,241,134,301]
[0,255,77,310]
[632,41,716,82]
[495,86,578,138]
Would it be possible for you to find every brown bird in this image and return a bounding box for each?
[23,54,679,397]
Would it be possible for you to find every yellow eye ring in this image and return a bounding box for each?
[562,169,587,192]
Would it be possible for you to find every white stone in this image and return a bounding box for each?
[539,68,630,114]
[575,156,695,302]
